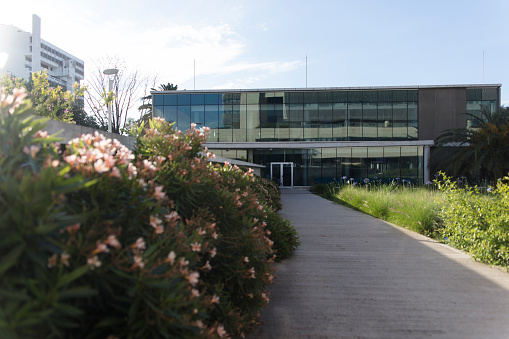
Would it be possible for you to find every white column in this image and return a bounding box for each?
[424,145,431,183]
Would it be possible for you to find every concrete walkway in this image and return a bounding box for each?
[249,189,509,339]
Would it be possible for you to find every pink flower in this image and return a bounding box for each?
[87,255,102,270]
[179,257,189,267]
[210,247,217,258]
[212,294,220,304]
[105,234,121,249]
[217,325,227,337]
[133,255,145,269]
[153,186,166,200]
[150,215,162,228]
[243,256,249,263]
[94,159,110,173]
[191,242,201,252]
[164,211,179,220]
[93,241,110,254]
[167,251,176,265]
[47,253,58,268]
[191,289,200,298]
[132,237,146,251]
[248,267,256,279]
[187,271,200,286]
[23,145,40,158]
[261,292,270,303]
[60,252,70,267]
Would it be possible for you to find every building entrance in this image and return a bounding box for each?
[270,162,293,187]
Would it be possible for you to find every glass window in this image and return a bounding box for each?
[191,105,204,126]
[362,103,377,139]
[164,94,177,105]
[362,91,377,103]
[285,92,304,104]
[333,103,347,140]
[177,94,190,105]
[153,105,163,118]
[319,103,333,140]
[223,93,241,104]
[393,90,407,102]
[246,92,261,105]
[153,94,164,106]
[303,91,319,104]
[378,102,392,139]
[408,90,418,101]
[177,106,191,131]
[467,88,482,101]
[164,106,178,124]
[351,147,367,179]
[307,149,322,185]
[233,105,247,142]
[348,91,362,103]
[205,105,219,128]
[408,102,418,139]
[337,147,352,179]
[191,94,204,105]
[367,147,384,180]
[383,146,401,180]
[331,91,347,103]
[393,103,407,139]
[204,93,220,105]
[378,90,392,102]
[318,91,334,103]
[246,105,260,142]
[321,148,337,182]
[348,103,362,140]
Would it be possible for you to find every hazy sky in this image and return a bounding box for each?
[1,0,508,107]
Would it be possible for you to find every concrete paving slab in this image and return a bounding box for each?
[249,189,509,339]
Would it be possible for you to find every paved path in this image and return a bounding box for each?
[249,189,509,339]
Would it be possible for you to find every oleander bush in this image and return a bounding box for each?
[0,88,299,338]
[437,173,509,268]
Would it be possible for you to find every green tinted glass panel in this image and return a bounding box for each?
[348,91,362,103]
[191,94,204,105]
[204,105,218,128]
[204,93,220,104]
[482,88,498,101]
[467,88,482,101]
[393,90,407,102]
[378,91,392,102]
[331,91,347,103]
[285,92,304,104]
[154,95,164,105]
[164,106,177,123]
[164,94,177,105]
[177,106,190,130]
[363,91,377,102]
[177,94,190,105]
[408,90,418,101]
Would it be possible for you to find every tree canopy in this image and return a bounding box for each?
[0,71,89,125]
[432,107,509,183]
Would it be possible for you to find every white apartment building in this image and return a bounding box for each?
[0,14,84,92]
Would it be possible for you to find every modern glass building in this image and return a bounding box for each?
[152,84,501,186]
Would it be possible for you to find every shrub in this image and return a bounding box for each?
[0,89,299,338]
[437,174,509,268]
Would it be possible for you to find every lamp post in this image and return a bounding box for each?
[103,68,119,133]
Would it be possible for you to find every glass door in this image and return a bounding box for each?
[270,162,293,187]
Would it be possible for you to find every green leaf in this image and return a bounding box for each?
[56,265,89,288]
[0,243,25,274]
[58,286,97,299]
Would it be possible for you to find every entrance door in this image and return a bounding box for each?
[270,162,293,187]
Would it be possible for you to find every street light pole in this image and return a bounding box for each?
[103,68,119,133]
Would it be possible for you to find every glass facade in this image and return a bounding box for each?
[152,86,498,186]
[153,89,419,142]
[466,87,499,127]
[212,146,424,186]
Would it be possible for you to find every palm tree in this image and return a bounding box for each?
[432,107,509,183]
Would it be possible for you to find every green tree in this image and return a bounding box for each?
[0,71,87,124]
[432,107,509,183]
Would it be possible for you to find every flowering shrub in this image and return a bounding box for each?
[437,173,509,268]
[0,89,298,338]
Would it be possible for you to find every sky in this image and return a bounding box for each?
[1,0,509,114]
